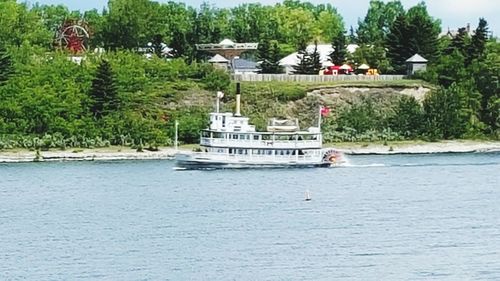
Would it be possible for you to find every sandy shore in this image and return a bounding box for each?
[335,140,500,155]
[0,141,499,163]
[0,147,179,163]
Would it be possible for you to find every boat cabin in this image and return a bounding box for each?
[209,112,255,132]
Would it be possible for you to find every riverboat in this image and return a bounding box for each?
[174,84,343,169]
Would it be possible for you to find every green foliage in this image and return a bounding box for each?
[357,0,404,45]
[202,68,230,92]
[257,38,283,74]
[388,96,424,137]
[467,18,489,65]
[89,60,119,118]
[350,44,390,73]
[385,3,440,74]
[422,84,471,139]
[330,30,347,65]
[0,46,13,84]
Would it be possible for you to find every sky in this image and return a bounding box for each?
[24,0,500,35]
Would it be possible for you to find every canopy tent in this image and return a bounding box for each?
[358,63,370,70]
[340,64,353,70]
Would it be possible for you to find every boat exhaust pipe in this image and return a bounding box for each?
[235,82,241,117]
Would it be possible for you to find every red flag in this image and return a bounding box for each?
[320,106,330,117]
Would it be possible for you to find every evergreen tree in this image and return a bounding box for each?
[0,46,12,85]
[292,42,311,74]
[309,41,322,74]
[330,30,347,65]
[89,60,118,119]
[386,13,411,74]
[467,18,489,65]
[348,26,356,44]
[446,27,469,56]
[386,3,439,74]
[257,38,283,74]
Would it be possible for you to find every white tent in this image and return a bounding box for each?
[358,63,370,70]
[279,44,360,74]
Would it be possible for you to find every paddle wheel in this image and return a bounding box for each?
[54,19,90,53]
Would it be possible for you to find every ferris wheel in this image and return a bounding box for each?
[55,20,90,53]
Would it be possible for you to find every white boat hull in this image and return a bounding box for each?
[174,151,339,169]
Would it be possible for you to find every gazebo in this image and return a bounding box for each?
[406,54,428,75]
[208,54,230,70]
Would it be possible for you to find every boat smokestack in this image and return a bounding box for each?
[235,82,241,117]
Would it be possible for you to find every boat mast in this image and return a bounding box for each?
[174,120,179,151]
[317,105,322,129]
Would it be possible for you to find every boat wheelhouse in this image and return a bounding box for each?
[174,84,342,169]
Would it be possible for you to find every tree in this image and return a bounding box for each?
[292,42,311,74]
[470,41,500,133]
[389,96,424,137]
[151,34,164,58]
[467,18,489,65]
[89,60,118,119]
[423,83,471,139]
[386,3,440,74]
[357,0,404,45]
[348,26,356,44]
[257,38,283,74]
[309,41,322,74]
[351,44,390,73]
[330,29,346,65]
[385,13,410,74]
[446,27,469,56]
[293,41,321,75]
[0,46,13,85]
[103,0,154,49]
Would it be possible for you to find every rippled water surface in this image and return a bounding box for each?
[1,153,499,280]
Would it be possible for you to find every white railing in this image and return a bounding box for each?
[200,137,322,148]
[233,74,405,82]
[195,152,320,163]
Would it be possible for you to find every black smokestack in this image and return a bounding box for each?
[235,82,241,116]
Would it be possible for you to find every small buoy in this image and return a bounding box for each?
[305,190,312,201]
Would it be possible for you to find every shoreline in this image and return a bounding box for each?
[334,140,500,155]
[0,141,499,163]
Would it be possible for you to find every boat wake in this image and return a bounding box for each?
[338,162,499,168]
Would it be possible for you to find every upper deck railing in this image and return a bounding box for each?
[200,137,322,149]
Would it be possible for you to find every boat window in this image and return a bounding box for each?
[262,135,271,140]
[232,134,238,139]
[202,131,210,137]
[222,116,226,127]
[253,135,259,140]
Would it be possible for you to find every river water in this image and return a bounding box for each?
[0,153,499,280]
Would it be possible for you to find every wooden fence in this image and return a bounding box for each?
[233,74,406,82]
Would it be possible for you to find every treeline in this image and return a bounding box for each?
[0,46,230,149]
[2,0,446,72]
